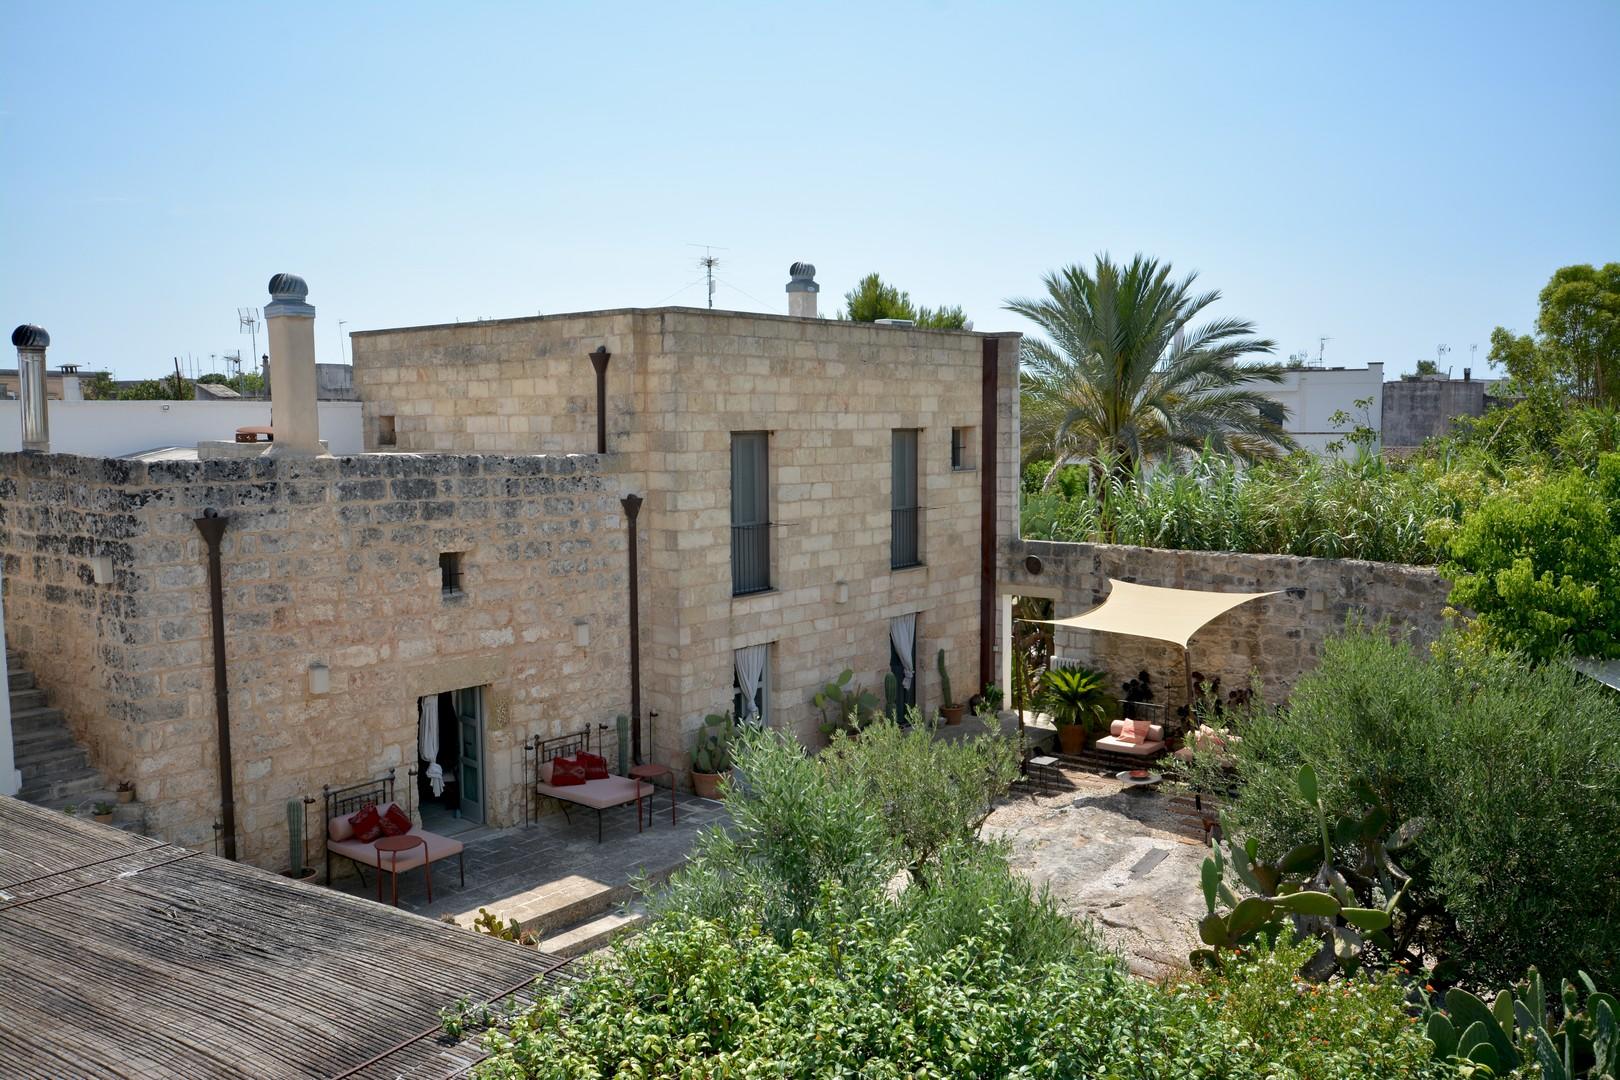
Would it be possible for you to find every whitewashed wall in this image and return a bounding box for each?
[0,400,363,457]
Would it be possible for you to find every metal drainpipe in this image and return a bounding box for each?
[979,337,999,693]
[193,510,238,860]
[621,493,643,764]
[588,346,611,454]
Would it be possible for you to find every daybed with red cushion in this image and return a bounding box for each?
[322,769,464,894]
[527,730,646,843]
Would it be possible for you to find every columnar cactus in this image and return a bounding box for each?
[937,648,954,708]
[287,797,305,876]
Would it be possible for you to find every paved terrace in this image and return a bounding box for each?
[328,790,728,954]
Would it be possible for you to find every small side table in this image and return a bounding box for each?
[628,763,676,826]
[1114,769,1164,794]
[373,834,428,906]
[1026,755,1061,798]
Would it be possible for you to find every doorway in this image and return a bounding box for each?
[417,685,486,835]
[889,613,918,721]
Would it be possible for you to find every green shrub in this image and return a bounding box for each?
[1223,626,1620,989]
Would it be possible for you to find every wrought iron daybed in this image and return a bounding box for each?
[322,767,465,896]
[525,729,646,843]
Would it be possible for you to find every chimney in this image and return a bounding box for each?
[60,363,82,401]
[263,273,325,456]
[786,262,818,318]
[11,324,50,453]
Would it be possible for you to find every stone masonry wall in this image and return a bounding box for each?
[1005,539,1453,717]
[0,451,628,869]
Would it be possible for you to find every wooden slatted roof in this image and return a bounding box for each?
[0,796,572,1079]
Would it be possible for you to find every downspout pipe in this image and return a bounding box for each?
[979,337,999,693]
[588,347,611,454]
[194,510,238,861]
[621,493,643,764]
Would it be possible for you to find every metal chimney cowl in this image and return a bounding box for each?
[12,324,51,453]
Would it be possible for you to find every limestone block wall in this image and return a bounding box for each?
[1004,539,1453,715]
[351,310,645,457]
[0,451,628,868]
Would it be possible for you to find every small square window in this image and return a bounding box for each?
[951,426,975,470]
[377,415,397,446]
[439,551,465,597]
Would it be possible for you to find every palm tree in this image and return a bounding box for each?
[1007,254,1294,489]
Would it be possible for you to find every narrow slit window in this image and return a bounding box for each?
[377,415,397,446]
[439,551,465,597]
[951,426,975,470]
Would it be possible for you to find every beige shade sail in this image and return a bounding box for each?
[1040,578,1281,648]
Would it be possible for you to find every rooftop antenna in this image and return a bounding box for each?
[238,307,260,383]
[1317,336,1332,365]
[1437,344,1452,370]
[687,243,727,309]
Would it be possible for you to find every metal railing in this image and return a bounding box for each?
[731,522,772,595]
[891,506,921,569]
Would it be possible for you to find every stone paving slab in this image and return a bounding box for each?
[987,768,1206,981]
[328,795,728,931]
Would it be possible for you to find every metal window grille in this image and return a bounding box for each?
[439,551,463,595]
[731,432,771,594]
[892,429,921,569]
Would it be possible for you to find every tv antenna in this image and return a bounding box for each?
[687,243,727,309]
[1317,336,1332,365]
[238,307,261,379]
[1437,344,1452,370]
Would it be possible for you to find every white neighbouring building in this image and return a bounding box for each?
[1254,363,1384,456]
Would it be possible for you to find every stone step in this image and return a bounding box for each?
[7,669,35,692]
[11,726,79,759]
[536,905,646,959]
[8,687,47,712]
[514,863,677,938]
[19,771,108,804]
[9,705,68,736]
[17,744,92,782]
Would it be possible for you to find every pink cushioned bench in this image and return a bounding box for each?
[322,770,464,897]
[526,729,645,843]
[1093,718,1167,758]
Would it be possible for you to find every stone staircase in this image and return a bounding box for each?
[8,651,148,834]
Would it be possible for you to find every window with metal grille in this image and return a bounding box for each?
[731,432,771,595]
[439,551,465,597]
[892,429,921,569]
[951,426,975,470]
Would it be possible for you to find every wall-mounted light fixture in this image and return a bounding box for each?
[89,555,114,585]
[574,620,590,648]
[308,662,330,695]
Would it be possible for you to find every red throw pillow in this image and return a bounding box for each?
[380,803,413,837]
[550,756,588,787]
[576,751,610,780]
[350,803,383,843]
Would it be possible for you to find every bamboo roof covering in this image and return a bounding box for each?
[0,796,573,1079]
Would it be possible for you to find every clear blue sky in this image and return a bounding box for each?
[3,1,1617,381]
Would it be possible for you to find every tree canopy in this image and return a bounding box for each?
[1008,254,1293,487]
[1492,263,1620,405]
[841,272,969,329]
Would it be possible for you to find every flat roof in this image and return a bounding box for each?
[352,304,1017,340]
[0,797,572,1078]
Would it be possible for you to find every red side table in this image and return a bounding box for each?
[628,763,676,827]
[373,834,428,906]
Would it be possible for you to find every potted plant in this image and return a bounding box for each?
[690,712,734,799]
[63,804,78,817]
[92,801,115,824]
[116,780,136,804]
[1038,666,1110,755]
[937,649,965,725]
[282,797,317,882]
[813,669,879,738]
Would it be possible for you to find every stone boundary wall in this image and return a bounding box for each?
[1004,539,1453,715]
[0,451,629,867]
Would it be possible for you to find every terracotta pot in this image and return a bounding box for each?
[93,813,113,824]
[941,704,966,726]
[116,788,136,804]
[1056,724,1086,755]
[691,770,726,800]
[281,867,318,883]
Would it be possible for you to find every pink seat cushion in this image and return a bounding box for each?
[536,774,644,810]
[327,827,464,872]
[1095,734,1166,757]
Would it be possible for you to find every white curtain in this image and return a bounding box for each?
[890,613,917,690]
[735,644,769,724]
[418,696,444,797]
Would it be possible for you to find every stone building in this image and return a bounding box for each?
[1,268,1021,869]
